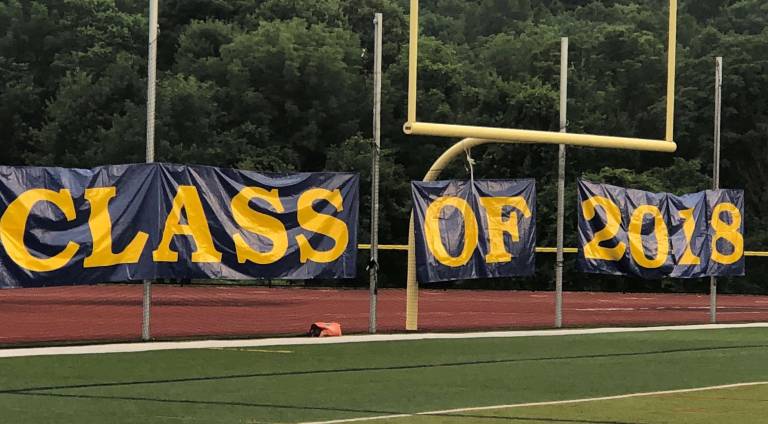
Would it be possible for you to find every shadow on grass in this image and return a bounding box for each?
[1,343,766,394]
[5,391,647,424]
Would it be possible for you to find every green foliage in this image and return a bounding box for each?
[582,157,711,194]
[326,134,411,242]
[216,19,366,169]
[1,0,767,291]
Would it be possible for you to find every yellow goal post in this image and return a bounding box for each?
[403,0,679,153]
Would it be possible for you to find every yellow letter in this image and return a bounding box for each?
[231,187,288,265]
[678,208,701,265]
[423,196,478,267]
[152,186,222,263]
[83,187,149,267]
[582,196,626,261]
[295,188,349,263]
[710,203,743,265]
[0,189,80,272]
[628,205,669,269]
[478,196,532,263]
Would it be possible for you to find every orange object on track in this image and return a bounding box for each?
[309,322,342,337]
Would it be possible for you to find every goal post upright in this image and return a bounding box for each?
[407,0,418,125]
[665,0,677,142]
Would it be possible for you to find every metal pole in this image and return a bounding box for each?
[142,0,158,341]
[406,214,418,330]
[665,0,677,142]
[369,13,383,334]
[555,37,568,328]
[405,123,675,152]
[406,0,418,124]
[710,56,722,324]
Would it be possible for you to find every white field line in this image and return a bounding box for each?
[301,381,768,424]
[1,322,767,359]
[208,348,293,354]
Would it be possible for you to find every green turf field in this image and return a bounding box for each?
[375,384,768,423]
[1,328,767,423]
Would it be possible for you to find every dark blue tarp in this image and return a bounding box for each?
[411,179,536,283]
[577,180,744,279]
[0,163,358,287]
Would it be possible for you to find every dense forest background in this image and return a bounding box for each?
[1,0,767,292]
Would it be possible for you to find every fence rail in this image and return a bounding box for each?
[357,244,767,256]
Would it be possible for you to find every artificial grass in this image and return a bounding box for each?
[377,384,768,423]
[0,328,767,423]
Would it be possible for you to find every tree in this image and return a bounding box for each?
[215,19,366,170]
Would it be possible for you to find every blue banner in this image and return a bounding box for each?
[577,180,744,279]
[0,164,358,287]
[412,179,536,283]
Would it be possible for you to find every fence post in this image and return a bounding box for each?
[142,0,159,341]
[369,13,383,334]
[710,56,722,324]
[555,37,568,328]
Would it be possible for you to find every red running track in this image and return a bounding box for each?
[1,285,767,345]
